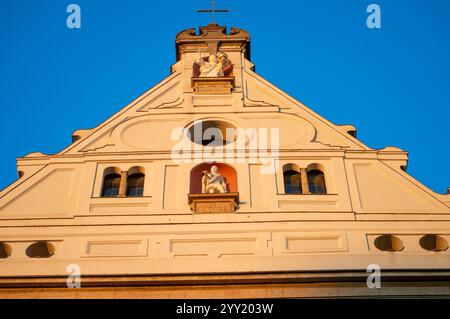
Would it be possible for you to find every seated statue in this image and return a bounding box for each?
[202,165,228,194]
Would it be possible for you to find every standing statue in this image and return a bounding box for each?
[195,50,229,77]
[202,165,228,194]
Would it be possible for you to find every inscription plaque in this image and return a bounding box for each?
[192,77,235,94]
[188,193,239,214]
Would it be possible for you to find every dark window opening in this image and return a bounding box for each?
[101,173,121,197]
[308,170,327,194]
[26,241,55,258]
[283,170,302,194]
[126,173,145,197]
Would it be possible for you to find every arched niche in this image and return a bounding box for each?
[190,162,238,194]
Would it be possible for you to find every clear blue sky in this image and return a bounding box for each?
[0,0,449,193]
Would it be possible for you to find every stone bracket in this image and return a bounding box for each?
[192,77,235,94]
[188,193,239,214]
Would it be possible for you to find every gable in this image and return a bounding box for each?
[2,29,447,217]
[53,59,369,156]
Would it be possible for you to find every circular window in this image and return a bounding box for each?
[374,235,404,252]
[26,241,55,258]
[419,235,448,252]
[0,242,12,259]
[187,120,237,146]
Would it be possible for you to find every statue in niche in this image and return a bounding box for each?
[195,50,230,77]
[202,165,228,194]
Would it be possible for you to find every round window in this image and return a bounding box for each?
[0,242,12,259]
[26,241,55,258]
[419,234,448,252]
[187,120,237,146]
[374,235,404,252]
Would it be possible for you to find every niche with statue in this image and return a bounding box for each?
[188,162,239,214]
[192,50,235,94]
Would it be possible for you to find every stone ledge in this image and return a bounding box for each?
[2,270,450,288]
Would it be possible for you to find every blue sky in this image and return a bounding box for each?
[0,0,449,193]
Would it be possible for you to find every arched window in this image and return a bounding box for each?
[126,173,145,197]
[284,170,302,194]
[307,170,326,194]
[101,173,121,197]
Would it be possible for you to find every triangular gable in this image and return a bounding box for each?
[53,59,371,157]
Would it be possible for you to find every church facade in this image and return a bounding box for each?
[0,24,449,298]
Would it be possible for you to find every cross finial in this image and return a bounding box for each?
[197,1,230,24]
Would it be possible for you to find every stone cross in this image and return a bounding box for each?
[197,1,230,24]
